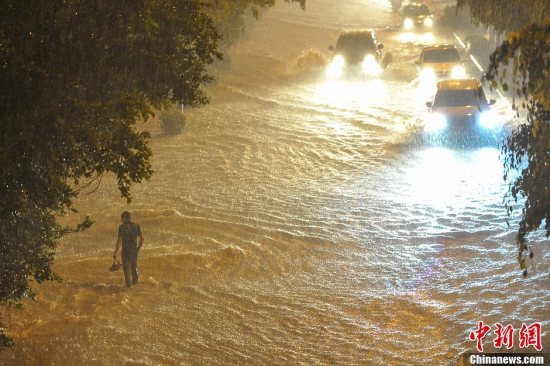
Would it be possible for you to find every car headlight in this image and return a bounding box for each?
[404,18,414,30]
[361,55,382,76]
[419,67,435,84]
[451,65,466,78]
[423,18,433,27]
[326,55,345,78]
[478,110,499,129]
[425,113,447,132]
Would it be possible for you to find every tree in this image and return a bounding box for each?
[456,0,550,33]
[0,0,222,348]
[0,0,307,350]
[486,22,550,274]
[458,0,550,274]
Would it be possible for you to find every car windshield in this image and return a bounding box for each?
[422,48,461,63]
[433,89,487,107]
[335,33,376,54]
[403,5,430,17]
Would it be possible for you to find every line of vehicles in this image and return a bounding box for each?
[324,2,504,144]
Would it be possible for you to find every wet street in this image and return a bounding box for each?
[1,1,549,365]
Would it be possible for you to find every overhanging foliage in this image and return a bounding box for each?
[0,0,223,348]
[0,0,307,350]
[483,21,550,274]
[457,0,550,33]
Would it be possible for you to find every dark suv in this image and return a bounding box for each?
[327,30,390,78]
[402,3,433,29]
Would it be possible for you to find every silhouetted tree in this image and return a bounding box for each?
[458,0,550,274]
[0,0,307,350]
[0,0,222,348]
[457,0,550,33]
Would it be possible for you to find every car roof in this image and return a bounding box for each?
[403,3,430,10]
[340,30,375,37]
[422,44,458,52]
[437,79,481,91]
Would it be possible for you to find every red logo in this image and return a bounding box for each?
[469,322,543,352]
[469,321,492,352]
[493,323,514,349]
[519,323,542,351]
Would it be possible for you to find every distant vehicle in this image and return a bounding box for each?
[424,79,500,138]
[416,45,465,83]
[401,3,433,30]
[326,30,392,78]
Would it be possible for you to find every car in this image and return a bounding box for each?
[401,3,433,30]
[416,45,466,83]
[424,79,500,138]
[326,30,391,78]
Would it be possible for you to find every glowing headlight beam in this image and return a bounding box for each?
[404,18,414,30]
[451,65,466,78]
[419,67,436,84]
[425,113,447,132]
[479,111,499,129]
[326,55,345,79]
[423,18,433,27]
[361,55,382,76]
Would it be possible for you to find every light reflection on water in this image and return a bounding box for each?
[312,79,389,113]
[404,147,502,210]
[397,31,435,45]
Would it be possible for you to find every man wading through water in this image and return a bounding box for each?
[113,211,144,287]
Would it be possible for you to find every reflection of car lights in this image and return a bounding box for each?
[479,110,499,129]
[423,18,433,27]
[425,113,447,132]
[326,55,345,78]
[361,55,382,76]
[419,67,435,84]
[451,65,466,78]
[404,18,414,30]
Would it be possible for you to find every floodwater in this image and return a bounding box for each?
[2,1,549,365]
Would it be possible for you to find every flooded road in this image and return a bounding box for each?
[2,1,549,365]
